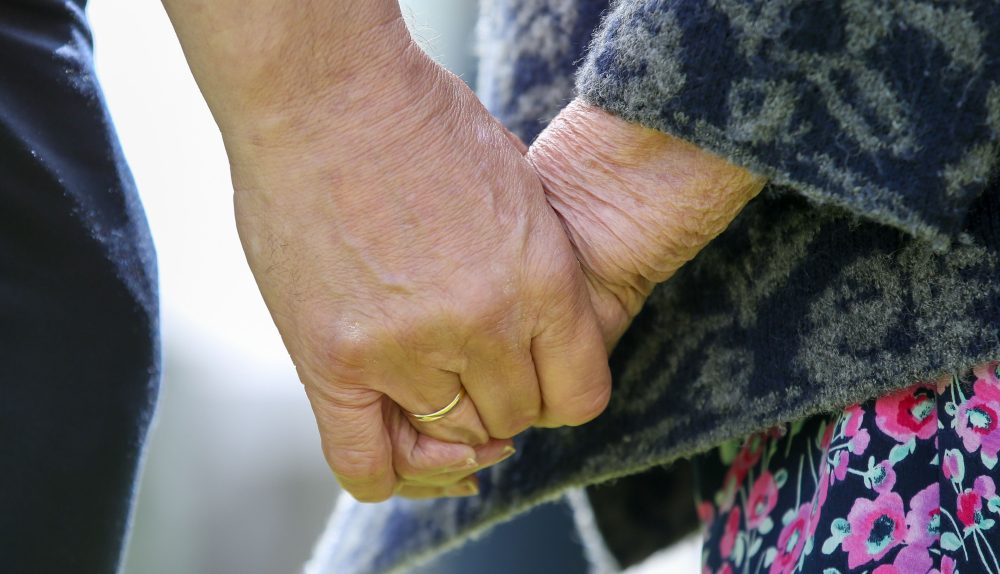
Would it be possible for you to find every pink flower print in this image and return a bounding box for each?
[942,449,965,482]
[976,475,996,498]
[843,493,906,569]
[844,404,865,437]
[875,385,937,443]
[697,501,715,526]
[806,497,825,539]
[769,503,811,574]
[720,507,740,559]
[869,460,896,494]
[850,428,870,454]
[932,555,957,574]
[814,425,833,507]
[971,370,1000,409]
[820,418,836,450]
[746,472,779,529]
[974,361,1000,389]
[732,435,765,478]
[905,483,940,548]
[717,565,733,574]
[957,489,981,528]
[833,450,849,482]
[718,435,766,511]
[955,394,1000,459]
[957,475,996,529]
[891,543,933,574]
[870,545,935,574]
[815,445,832,508]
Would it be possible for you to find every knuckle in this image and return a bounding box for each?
[307,320,377,371]
[466,425,492,447]
[386,314,436,352]
[378,306,463,361]
[554,380,612,426]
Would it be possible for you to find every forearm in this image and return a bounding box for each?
[160,0,418,140]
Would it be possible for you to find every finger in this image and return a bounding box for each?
[461,341,541,439]
[385,400,514,484]
[378,367,490,447]
[398,438,516,487]
[415,441,515,487]
[384,402,480,483]
[301,375,397,503]
[396,476,480,499]
[532,284,612,428]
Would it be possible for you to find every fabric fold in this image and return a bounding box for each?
[576,0,1000,250]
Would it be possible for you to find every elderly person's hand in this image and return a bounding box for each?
[163,1,612,501]
[528,100,768,349]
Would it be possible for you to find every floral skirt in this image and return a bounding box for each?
[696,360,1000,574]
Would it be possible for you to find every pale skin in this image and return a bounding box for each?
[161,0,766,502]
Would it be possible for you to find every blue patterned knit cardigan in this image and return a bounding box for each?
[307,1,1000,572]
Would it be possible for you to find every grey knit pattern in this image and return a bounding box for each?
[578,0,1000,250]
[307,2,1000,573]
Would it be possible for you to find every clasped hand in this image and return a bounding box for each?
[222,31,763,502]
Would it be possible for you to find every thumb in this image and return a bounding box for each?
[383,403,480,480]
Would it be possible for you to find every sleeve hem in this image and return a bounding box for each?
[577,89,967,252]
[573,0,1000,253]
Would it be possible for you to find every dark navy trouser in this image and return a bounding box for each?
[1,1,160,572]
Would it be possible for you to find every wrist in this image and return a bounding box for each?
[220,34,452,187]
[173,2,434,150]
[528,98,765,316]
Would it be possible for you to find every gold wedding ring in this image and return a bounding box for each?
[409,388,465,423]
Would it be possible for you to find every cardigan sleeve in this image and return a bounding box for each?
[575,0,1000,249]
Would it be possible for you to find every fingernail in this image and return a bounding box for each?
[446,480,479,497]
[448,457,477,472]
[499,446,517,461]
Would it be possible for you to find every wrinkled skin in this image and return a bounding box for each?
[162,0,764,502]
[528,100,767,350]
[228,39,612,501]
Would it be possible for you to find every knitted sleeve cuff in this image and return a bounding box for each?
[575,0,1000,250]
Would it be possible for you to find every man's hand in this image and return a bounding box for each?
[528,99,767,350]
[162,2,612,502]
